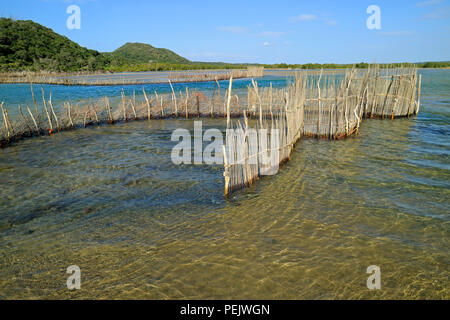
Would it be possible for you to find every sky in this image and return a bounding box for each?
[1,0,449,64]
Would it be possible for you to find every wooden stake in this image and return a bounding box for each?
[317,69,323,138]
[210,96,214,118]
[215,78,221,106]
[391,76,401,119]
[185,87,189,119]
[223,144,230,196]
[407,74,416,117]
[121,90,127,121]
[104,97,113,123]
[169,80,178,117]
[41,87,53,132]
[130,98,137,120]
[251,78,263,127]
[48,92,60,130]
[90,103,99,124]
[83,109,89,128]
[370,66,379,118]
[1,102,10,138]
[415,74,421,115]
[196,90,200,118]
[269,82,273,120]
[143,88,151,120]
[66,102,74,127]
[27,106,39,132]
[226,76,233,127]
[382,76,394,119]
[30,83,40,126]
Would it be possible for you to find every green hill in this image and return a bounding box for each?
[0,18,190,72]
[0,18,110,72]
[109,42,190,64]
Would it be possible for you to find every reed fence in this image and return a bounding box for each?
[0,67,264,86]
[223,66,421,195]
[0,66,421,196]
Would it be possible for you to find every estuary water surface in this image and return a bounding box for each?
[0,69,448,299]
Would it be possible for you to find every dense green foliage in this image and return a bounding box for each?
[108,42,190,64]
[263,61,450,69]
[105,61,450,73]
[1,18,449,73]
[419,61,450,68]
[0,18,110,72]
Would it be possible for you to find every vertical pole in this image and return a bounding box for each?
[415,74,421,115]
[143,88,151,120]
[121,89,127,121]
[48,92,59,130]
[41,88,53,132]
[317,69,323,138]
[169,79,177,117]
[185,87,189,119]
[1,102,10,138]
[27,106,39,132]
[223,145,230,196]
[226,76,233,127]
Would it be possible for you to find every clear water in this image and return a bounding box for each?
[0,70,448,299]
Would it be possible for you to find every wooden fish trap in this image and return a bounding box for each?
[223,66,421,195]
[0,66,421,197]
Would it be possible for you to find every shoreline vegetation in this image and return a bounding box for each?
[98,61,450,73]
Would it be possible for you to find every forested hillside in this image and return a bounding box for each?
[0,18,110,71]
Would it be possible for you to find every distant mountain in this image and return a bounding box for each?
[0,18,109,72]
[109,42,190,64]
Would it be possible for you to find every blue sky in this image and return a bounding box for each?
[1,0,449,64]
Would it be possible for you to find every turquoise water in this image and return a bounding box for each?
[0,69,448,299]
[0,75,289,119]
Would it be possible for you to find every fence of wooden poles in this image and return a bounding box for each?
[222,66,421,195]
[0,66,421,196]
[0,67,264,86]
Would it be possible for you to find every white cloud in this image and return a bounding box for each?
[263,41,270,47]
[216,26,247,33]
[290,14,317,22]
[416,0,442,7]
[290,14,337,25]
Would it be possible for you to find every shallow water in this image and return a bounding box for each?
[0,69,448,299]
